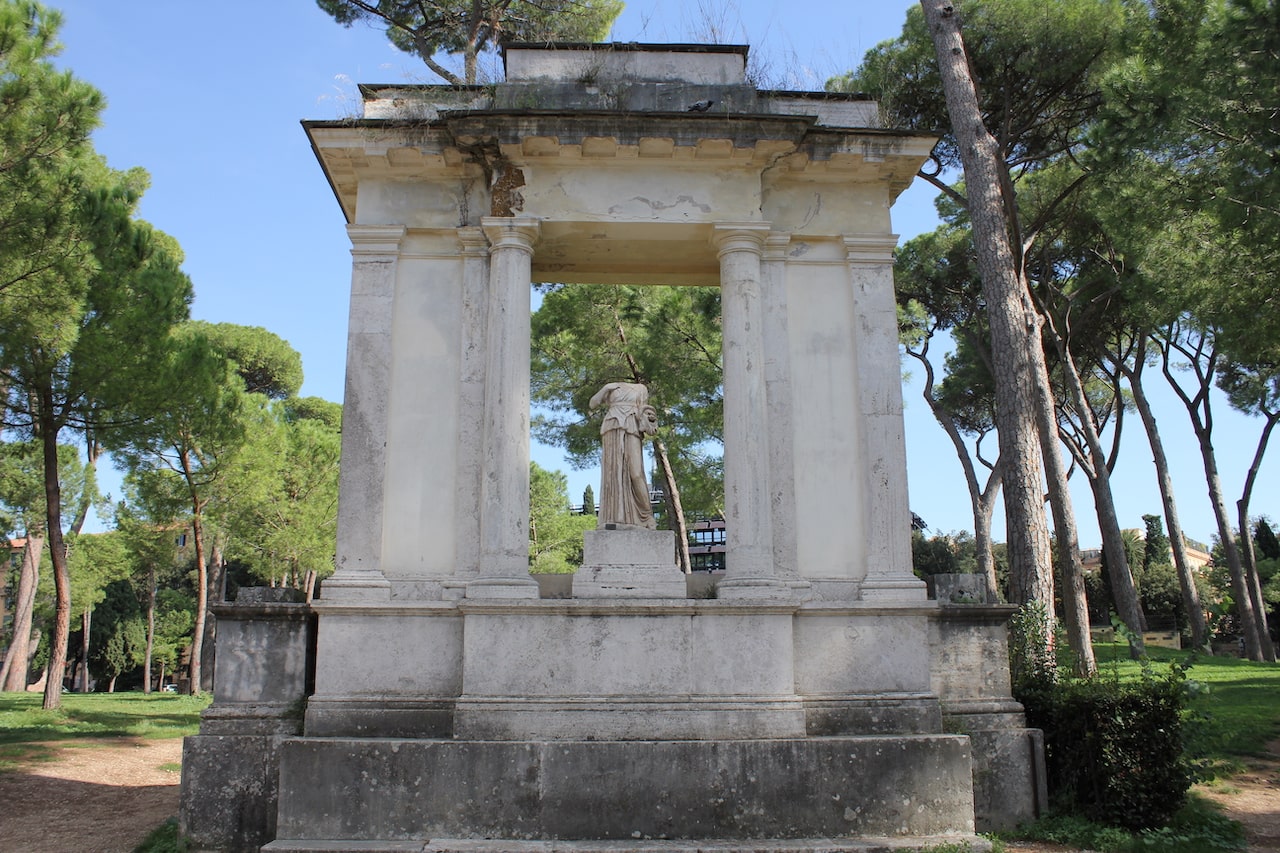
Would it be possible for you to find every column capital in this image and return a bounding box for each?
[346,224,407,256]
[457,226,489,256]
[481,216,540,254]
[843,234,900,265]
[712,222,772,257]
[762,232,792,262]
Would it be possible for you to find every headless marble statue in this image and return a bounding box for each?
[589,382,658,529]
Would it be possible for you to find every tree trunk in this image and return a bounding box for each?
[108,675,117,693]
[906,341,1003,600]
[1159,334,1264,659]
[1026,303,1095,669]
[1037,398,1098,674]
[1123,352,1209,651]
[143,564,156,694]
[39,388,71,711]
[80,609,92,693]
[973,480,1002,602]
[1201,429,1263,658]
[1,535,43,692]
[652,437,692,574]
[1237,412,1278,660]
[181,448,209,695]
[1051,334,1146,654]
[68,437,100,537]
[920,0,1053,627]
[200,539,224,694]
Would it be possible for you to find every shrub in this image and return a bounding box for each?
[1017,657,1195,831]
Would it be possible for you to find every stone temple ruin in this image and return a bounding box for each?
[180,43,1045,852]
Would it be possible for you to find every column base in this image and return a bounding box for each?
[861,576,929,602]
[717,576,792,599]
[464,576,540,599]
[316,568,391,602]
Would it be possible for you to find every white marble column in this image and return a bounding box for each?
[714,223,788,599]
[325,225,405,602]
[846,235,926,601]
[467,217,540,599]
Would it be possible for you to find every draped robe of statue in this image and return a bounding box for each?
[589,382,658,529]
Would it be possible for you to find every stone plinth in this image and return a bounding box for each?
[180,596,315,851]
[930,605,1048,831]
[575,527,685,598]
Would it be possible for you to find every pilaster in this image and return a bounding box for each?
[845,235,926,601]
[326,225,405,602]
[760,232,806,590]
[453,227,491,585]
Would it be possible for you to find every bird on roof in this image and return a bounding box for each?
[686,99,715,112]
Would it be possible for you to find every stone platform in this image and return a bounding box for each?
[262,735,981,851]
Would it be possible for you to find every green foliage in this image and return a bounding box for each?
[1017,635,1206,833]
[90,580,147,687]
[133,818,186,853]
[0,0,104,300]
[190,321,304,399]
[284,395,342,430]
[911,530,979,577]
[223,399,340,591]
[1255,518,1280,561]
[1008,600,1058,693]
[1012,794,1245,852]
[531,283,725,521]
[1142,513,1172,572]
[316,0,622,84]
[150,588,195,674]
[529,462,594,573]
[831,0,1124,173]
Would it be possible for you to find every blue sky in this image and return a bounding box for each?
[49,0,1275,548]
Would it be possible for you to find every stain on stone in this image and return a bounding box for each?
[491,162,526,217]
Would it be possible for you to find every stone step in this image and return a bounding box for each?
[264,836,993,852]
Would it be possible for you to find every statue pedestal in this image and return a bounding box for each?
[575,527,686,598]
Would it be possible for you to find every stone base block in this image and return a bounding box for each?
[271,735,978,846]
[180,734,287,852]
[577,528,684,598]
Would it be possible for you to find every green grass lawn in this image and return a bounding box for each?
[0,691,209,771]
[1090,642,1280,772]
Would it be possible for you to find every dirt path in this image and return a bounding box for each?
[0,737,1276,852]
[0,738,183,853]
[1201,741,1280,853]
